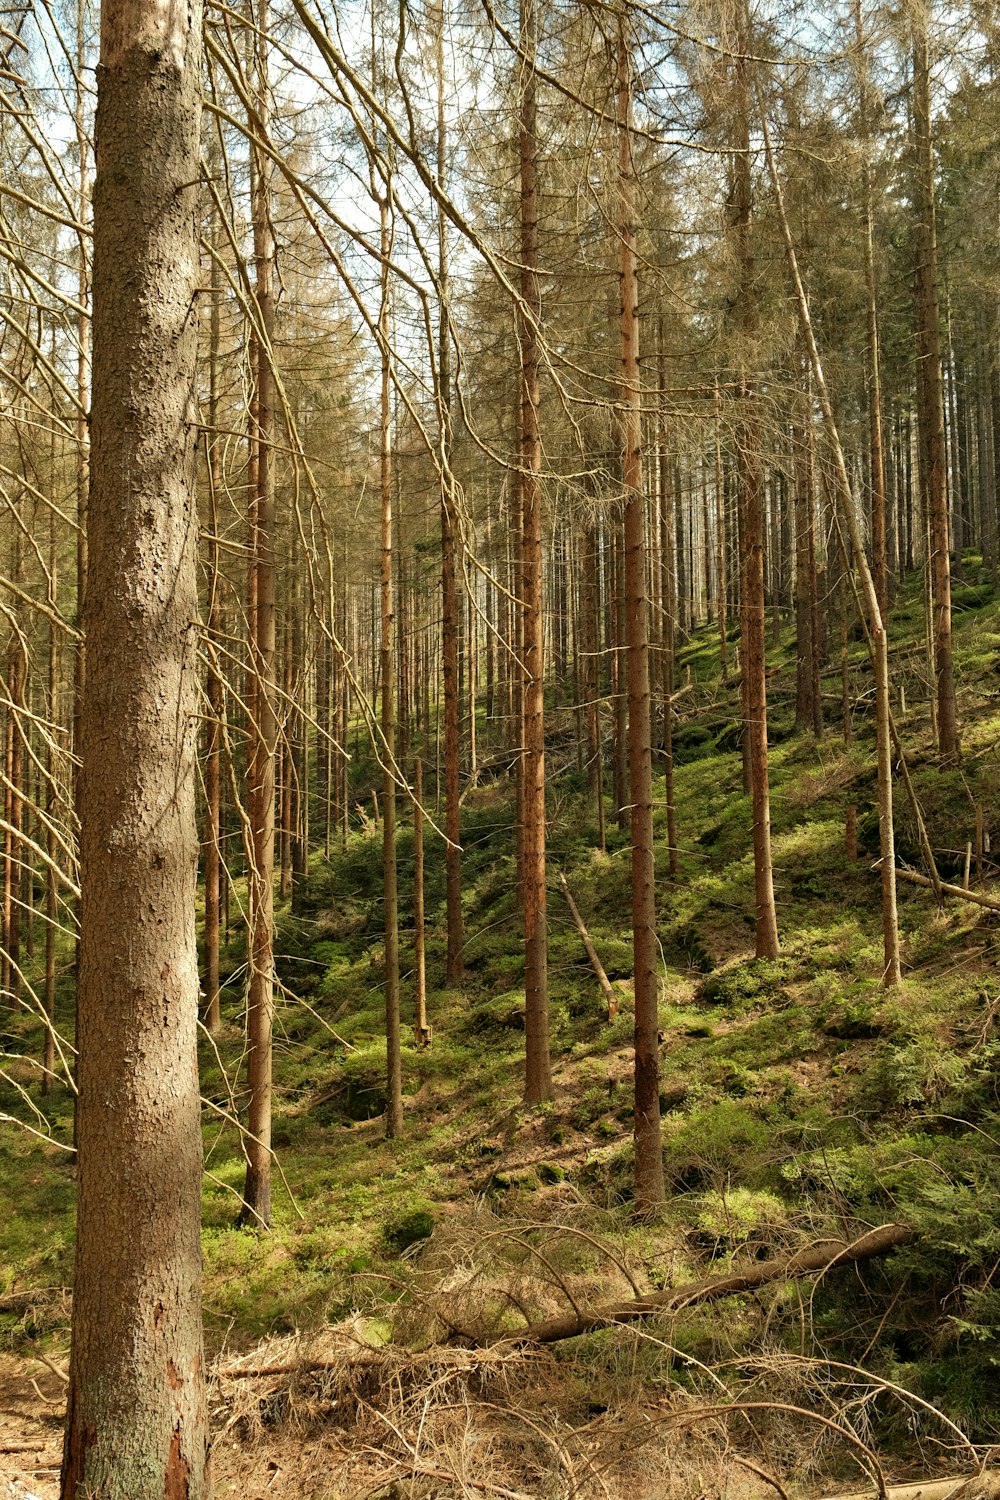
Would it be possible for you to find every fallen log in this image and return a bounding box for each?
[557,871,618,1020]
[496,1223,912,1345]
[819,1475,1000,1500]
[886,866,1000,914]
[219,1227,913,1375]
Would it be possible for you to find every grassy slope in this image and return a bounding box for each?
[4,561,1000,1449]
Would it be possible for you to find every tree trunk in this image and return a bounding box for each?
[61,0,209,1481]
[582,516,605,849]
[380,195,404,1139]
[413,756,430,1046]
[435,0,464,985]
[761,98,901,986]
[43,493,59,1091]
[611,526,630,833]
[730,20,779,960]
[3,611,24,1007]
[714,383,729,682]
[519,0,551,1106]
[618,22,663,1212]
[657,388,678,877]
[203,195,224,1035]
[241,1,277,1227]
[792,379,818,734]
[912,17,959,765]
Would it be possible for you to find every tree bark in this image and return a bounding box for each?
[380,194,404,1139]
[61,0,209,1482]
[912,17,959,765]
[413,756,430,1046]
[203,191,224,1036]
[618,21,663,1212]
[730,17,779,960]
[760,96,901,986]
[241,0,277,1227]
[436,0,464,985]
[519,0,551,1106]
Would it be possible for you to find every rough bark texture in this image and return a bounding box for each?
[912,18,959,765]
[618,24,663,1211]
[380,196,403,1138]
[581,518,605,849]
[519,0,551,1106]
[413,756,430,1046]
[657,415,678,878]
[61,0,209,1487]
[792,393,818,735]
[730,29,779,960]
[203,207,224,1036]
[242,2,277,1227]
[436,0,464,985]
[856,0,889,624]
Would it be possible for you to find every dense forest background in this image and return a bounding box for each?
[5,0,1000,1492]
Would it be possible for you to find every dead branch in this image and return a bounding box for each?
[557,871,618,1020]
[884,865,1000,914]
[817,1476,1000,1500]
[488,1223,912,1345]
[0,1286,69,1313]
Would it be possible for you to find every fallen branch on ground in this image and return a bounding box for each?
[0,1287,69,1314]
[218,1227,912,1375]
[489,1223,912,1345]
[882,865,1000,914]
[557,872,618,1020]
[818,1475,1000,1500]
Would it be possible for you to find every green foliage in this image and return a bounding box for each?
[383,1206,436,1254]
[693,1187,788,1252]
[698,956,790,1011]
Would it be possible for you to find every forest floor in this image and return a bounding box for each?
[5,564,1000,1497]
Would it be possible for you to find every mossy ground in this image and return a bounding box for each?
[4,559,1000,1467]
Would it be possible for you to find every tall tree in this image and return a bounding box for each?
[61,0,209,1485]
[912,2,959,765]
[617,16,663,1211]
[729,7,779,959]
[241,0,278,1227]
[435,0,465,986]
[380,188,404,1136]
[519,0,552,1105]
[761,97,902,988]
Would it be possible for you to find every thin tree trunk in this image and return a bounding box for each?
[413,756,430,1046]
[379,194,404,1139]
[761,97,901,986]
[912,17,959,764]
[519,0,551,1106]
[203,204,224,1034]
[618,21,663,1212]
[241,0,277,1227]
[611,527,630,832]
[714,382,729,681]
[582,517,605,848]
[42,496,59,1091]
[731,21,779,960]
[436,0,464,984]
[792,380,818,734]
[657,372,678,877]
